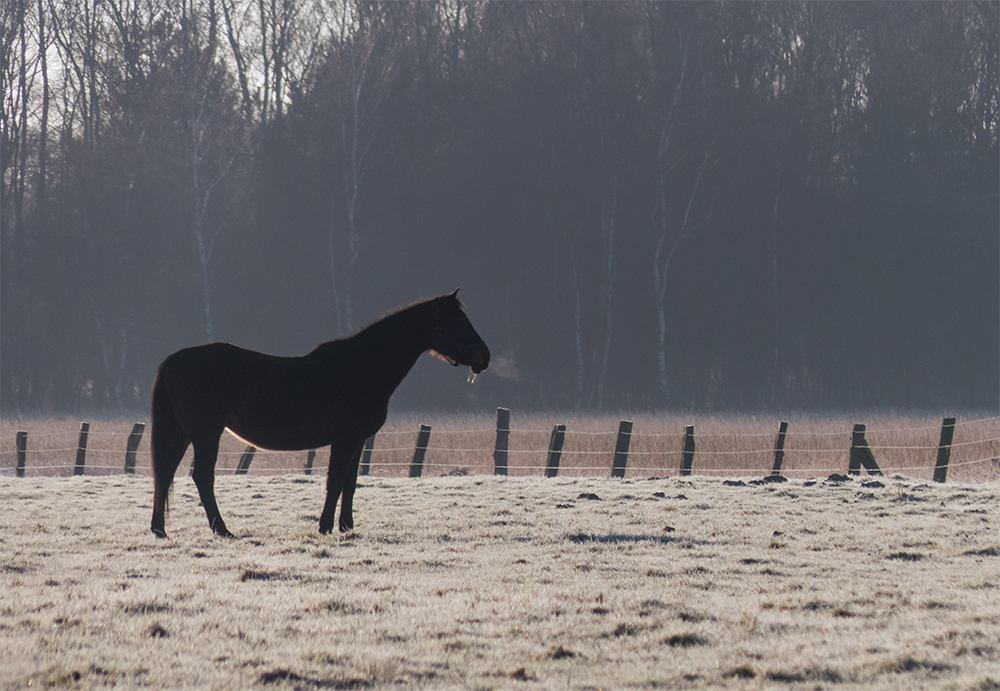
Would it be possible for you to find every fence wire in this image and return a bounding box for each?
[3,415,998,481]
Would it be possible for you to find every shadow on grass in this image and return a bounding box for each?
[566,532,715,546]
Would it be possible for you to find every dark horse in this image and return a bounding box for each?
[150,290,489,538]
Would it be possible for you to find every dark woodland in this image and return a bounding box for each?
[2,1,998,413]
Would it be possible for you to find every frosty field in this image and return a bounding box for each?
[1,472,998,690]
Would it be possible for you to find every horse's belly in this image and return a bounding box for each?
[225,420,331,452]
[224,395,384,451]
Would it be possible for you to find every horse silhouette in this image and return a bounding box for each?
[149,290,489,538]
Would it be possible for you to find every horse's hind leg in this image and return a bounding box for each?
[150,386,190,538]
[191,435,234,538]
[151,435,188,538]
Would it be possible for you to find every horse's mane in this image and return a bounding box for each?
[357,296,433,333]
[353,293,464,338]
[309,293,461,356]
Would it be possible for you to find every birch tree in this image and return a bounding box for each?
[171,0,245,342]
[646,7,717,403]
[324,0,398,335]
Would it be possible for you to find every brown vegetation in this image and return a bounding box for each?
[2,412,998,482]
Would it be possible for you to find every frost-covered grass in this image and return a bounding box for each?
[1,473,998,689]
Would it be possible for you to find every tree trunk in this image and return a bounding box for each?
[192,157,215,343]
[328,220,344,337]
[37,0,49,228]
[770,136,784,403]
[652,144,714,404]
[568,240,584,412]
[219,0,254,121]
[15,3,27,233]
[594,187,616,411]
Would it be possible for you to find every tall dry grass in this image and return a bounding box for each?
[2,411,998,482]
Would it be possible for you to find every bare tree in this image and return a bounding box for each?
[323,0,398,335]
[35,0,49,229]
[646,10,717,403]
[593,169,618,410]
[175,2,243,342]
[1,0,34,408]
[652,141,715,401]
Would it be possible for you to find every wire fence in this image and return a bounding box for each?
[1,411,998,483]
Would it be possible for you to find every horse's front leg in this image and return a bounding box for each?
[337,445,364,533]
[319,441,362,535]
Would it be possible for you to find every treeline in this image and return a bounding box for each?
[2,1,998,413]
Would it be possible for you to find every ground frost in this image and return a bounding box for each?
[0,473,998,689]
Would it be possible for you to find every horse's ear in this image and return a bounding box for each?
[448,288,460,300]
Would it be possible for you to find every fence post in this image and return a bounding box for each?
[74,422,90,476]
[305,450,316,475]
[493,407,510,476]
[933,417,956,483]
[359,435,375,476]
[849,424,883,476]
[124,423,145,474]
[16,431,27,477]
[410,424,431,478]
[612,420,632,478]
[848,424,864,475]
[680,425,695,476]
[771,421,788,475]
[235,445,255,474]
[546,424,566,478]
[861,432,884,474]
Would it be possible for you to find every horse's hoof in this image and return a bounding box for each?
[209,517,236,539]
[151,528,168,539]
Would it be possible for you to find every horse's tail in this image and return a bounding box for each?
[150,359,186,536]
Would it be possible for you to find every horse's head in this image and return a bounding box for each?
[428,290,491,376]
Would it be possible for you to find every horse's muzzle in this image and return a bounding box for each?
[469,344,490,375]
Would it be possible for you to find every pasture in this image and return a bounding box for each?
[1,471,998,690]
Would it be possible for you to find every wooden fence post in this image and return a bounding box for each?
[235,445,255,474]
[680,425,695,476]
[933,417,956,483]
[546,424,566,478]
[862,433,883,475]
[305,450,316,475]
[15,431,27,477]
[410,424,431,478]
[771,421,788,475]
[74,422,89,476]
[848,424,883,476]
[493,407,510,476]
[124,423,145,474]
[848,424,864,475]
[612,420,632,478]
[359,435,375,476]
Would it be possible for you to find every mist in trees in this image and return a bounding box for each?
[2,1,997,414]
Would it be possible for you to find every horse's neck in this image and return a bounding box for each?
[348,304,434,392]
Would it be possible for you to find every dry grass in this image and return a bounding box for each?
[2,412,998,482]
[0,472,998,690]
